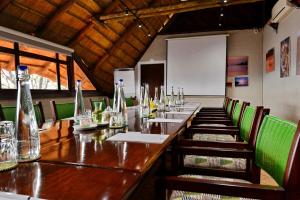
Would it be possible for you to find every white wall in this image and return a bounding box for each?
[263,9,300,122]
[227,30,263,106]
[136,29,263,107]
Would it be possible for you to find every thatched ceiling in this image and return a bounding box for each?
[0,0,266,94]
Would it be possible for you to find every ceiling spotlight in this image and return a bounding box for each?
[220,13,224,17]
[125,9,129,16]
[138,23,142,28]
[223,0,227,3]
[148,33,151,37]
[219,23,222,27]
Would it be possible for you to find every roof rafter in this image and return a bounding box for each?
[35,0,78,37]
[99,0,263,22]
[0,0,11,12]
[66,0,120,47]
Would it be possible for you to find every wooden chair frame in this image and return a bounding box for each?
[163,121,300,200]
[0,101,45,128]
[176,107,269,183]
[192,100,243,126]
[199,97,230,112]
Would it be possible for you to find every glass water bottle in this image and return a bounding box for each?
[139,86,144,117]
[158,86,165,112]
[176,87,181,105]
[153,87,159,107]
[15,65,40,162]
[109,83,122,128]
[180,88,185,105]
[118,79,128,126]
[142,84,150,118]
[169,86,175,111]
[74,80,85,123]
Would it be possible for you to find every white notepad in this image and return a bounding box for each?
[106,132,169,144]
[166,111,193,115]
[147,118,183,123]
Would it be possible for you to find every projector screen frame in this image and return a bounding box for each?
[166,34,228,96]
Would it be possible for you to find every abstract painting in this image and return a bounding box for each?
[266,48,275,73]
[280,37,290,78]
[235,76,248,87]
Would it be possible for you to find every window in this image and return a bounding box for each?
[20,56,58,90]
[59,64,68,90]
[0,36,98,98]
[0,53,16,89]
[74,61,96,91]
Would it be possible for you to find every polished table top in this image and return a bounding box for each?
[0,162,140,200]
[0,107,198,199]
[40,109,195,174]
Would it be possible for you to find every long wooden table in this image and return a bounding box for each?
[0,107,197,200]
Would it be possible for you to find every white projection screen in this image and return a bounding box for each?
[167,35,227,95]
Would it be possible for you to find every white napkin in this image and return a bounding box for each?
[106,132,169,144]
[165,111,193,115]
[147,118,183,123]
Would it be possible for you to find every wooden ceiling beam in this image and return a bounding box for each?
[35,0,78,37]
[66,0,120,47]
[0,0,11,12]
[10,1,45,18]
[93,22,137,72]
[99,0,263,22]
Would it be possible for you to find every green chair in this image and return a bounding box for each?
[0,101,45,128]
[109,97,135,107]
[165,115,300,200]
[50,101,75,121]
[180,105,267,183]
[125,97,135,107]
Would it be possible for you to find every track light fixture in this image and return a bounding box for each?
[120,0,152,37]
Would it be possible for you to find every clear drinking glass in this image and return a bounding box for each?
[92,102,102,124]
[0,121,18,171]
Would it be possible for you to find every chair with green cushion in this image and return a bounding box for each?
[90,98,107,111]
[191,101,248,127]
[0,101,45,128]
[109,97,135,107]
[194,99,237,122]
[165,115,300,200]
[125,97,135,107]
[50,101,75,121]
[180,105,268,183]
[197,97,231,115]
[200,97,230,112]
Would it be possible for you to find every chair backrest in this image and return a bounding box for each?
[34,101,45,128]
[126,97,135,107]
[109,97,135,107]
[0,102,45,128]
[226,99,233,114]
[227,100,238,118]
[223,97,230,110]
[232,102,250,127]
[239,106,266,146]
[50,101,75,121]
[255,115,300,194]
[90,98,107,111]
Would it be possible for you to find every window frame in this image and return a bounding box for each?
[0,41,99,100]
